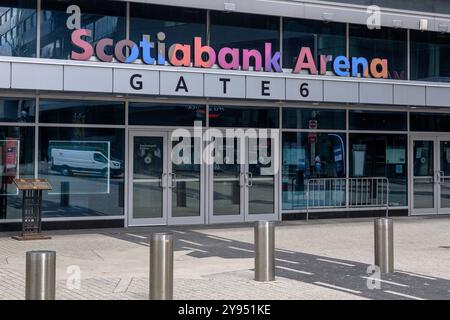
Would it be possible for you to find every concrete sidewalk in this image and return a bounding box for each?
[0,216,449,300]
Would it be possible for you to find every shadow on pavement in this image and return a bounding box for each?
[107,225,450,300]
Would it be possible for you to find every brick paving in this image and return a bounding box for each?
[0,216,449,300]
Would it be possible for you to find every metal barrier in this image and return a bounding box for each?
[254,221,275,281]
[25,250,56,300]
[306,177,389,220]
[149,233,174,300]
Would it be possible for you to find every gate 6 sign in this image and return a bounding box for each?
[286,79,323,101]
[113,68,322,102]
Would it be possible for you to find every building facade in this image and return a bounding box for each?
[1,0,450,229]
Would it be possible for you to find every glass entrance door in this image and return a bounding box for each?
[128,130,203,226]
[438,138,450,213]
[129,131,168,225]
[208,132,279,223]
[411,135,450,215]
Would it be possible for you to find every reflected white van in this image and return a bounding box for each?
[50,148,121,176]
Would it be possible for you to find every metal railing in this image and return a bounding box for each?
[306,177,389,220]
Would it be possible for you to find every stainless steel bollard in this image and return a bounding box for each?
[254,221,275,281]
[149,233,173,300]
[374,218,394,274]
[25,250,56,300]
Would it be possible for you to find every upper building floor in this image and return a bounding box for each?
[0,0,449,83]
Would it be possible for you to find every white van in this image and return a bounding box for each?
[50,148,121,176]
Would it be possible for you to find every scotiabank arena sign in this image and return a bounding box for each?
[71,29,388,79]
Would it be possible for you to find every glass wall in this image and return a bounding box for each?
[38,127,124,218]
[0,98,35,123]
[349,134,407,206]
[349,110,407,131]
[40,0,126,59]
[129,103,206,126]
[410,31,450,82]
[39,99,125,125]
[323,0,450,15]
[411,113,450,132]
[282,132,346,210]
[209,106,279,128]
[0,0,36,57]
[349,25,407,79]
[210,11,279,57]
[0,126,34,219]
[129,4,206,52]
[283,18,346,70]
[283,108,346,130]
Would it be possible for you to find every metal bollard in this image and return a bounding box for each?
[254,221,275,281]
[149,233,173,300]
[374,218,394,274]
[25,250,56,300]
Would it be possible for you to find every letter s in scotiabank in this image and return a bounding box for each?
[71,29,94,61]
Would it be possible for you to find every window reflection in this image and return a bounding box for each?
[129,103,206,126]
[40,0,126,59]
[349,110,407,131]
[210,11,279,59]
[39,99,125,125]
[349,25,407,80]
[209,106,279,128]
[349,134,407,206]
[283,108,346,130]
[0,98,35,123]
[39,127,125,217]
[411,113,450,132]
[282,132,346,210]
[130,3,206,54]
[283,18,346,70]
[0,0,36,57]
[411,30,450,82]
[0,126,34,219]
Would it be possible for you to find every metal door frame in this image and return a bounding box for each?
[436,135,450,215]
[207,129,279,224]
[167,128,205,225]
[409,134,450,215]
[128,130,169,226]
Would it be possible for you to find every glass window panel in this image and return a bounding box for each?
[39,127,125,218]
[40,0,126,59]
[210,11,279,58]
[39,99,125,125]
[0,0,36,57]
[282,132,346,210]
[349,133,407,206]
[213,137,241,216]
[0,98,35,122]
[411,30,450,82]
[283,108,346,130]
[410,113,450,132]
[349,110,407,131]
[349,25,407,80]
[130,3,205,52]
[0,126,35,220]
[132,136,163,219]
[318,1,450,15]
[283,18,346,70]
[129,103,206,126]
[171,137,201,217]
[209,105,279,128]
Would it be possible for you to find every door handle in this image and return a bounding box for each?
[160,172,167,188]
[170,173,177,189]
[239,172,245,187]
[439,171,445,184]
[247,172,253,187]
